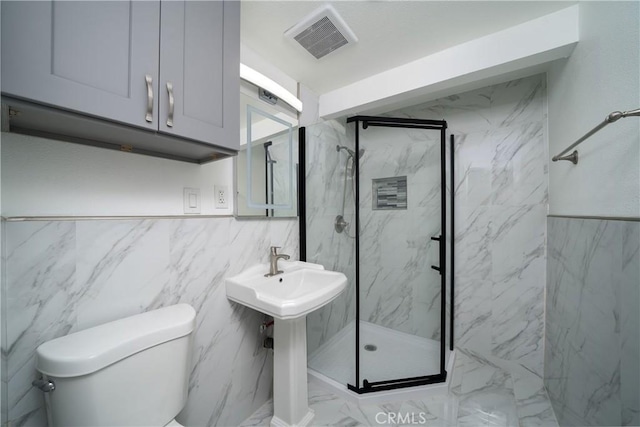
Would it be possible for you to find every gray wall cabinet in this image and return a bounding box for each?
[1,0,240,161]
[159,1,239,149]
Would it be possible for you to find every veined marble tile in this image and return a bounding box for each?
[550,219,621,381]
[545,216,633,427]
[359,265,413,333]
[5,221,76,424]
[414,271,443,340]
[491,205,546,284]
[453,131,494,210]
[239,399,273,427]
[491,122,547,207]
[457,387,518,427]
[227,219,272,276]
[306,119,353,213]
[311,388,364,426]
[305,209,356,354]
[243,347,555,427]
[511,371,558,427]
[454,205,492,281]
[75,219,171,330]
[394,87,492,135]
[398,395,459,427]
[454,278,492,356]
[340,400,404,427]
[360,206,440,274]
[620,222,640,426]
[165,217,231,314]
[269,218,300,259]
[456,352,519,427]
[304,75,549,422]
[307,278,355,355]
[4,216,299,427]
[490,76,545,129]
[490,206,546,375]
[491,257,545,376]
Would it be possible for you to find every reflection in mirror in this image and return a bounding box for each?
[236,92,298,218]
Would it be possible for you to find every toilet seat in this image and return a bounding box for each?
[165,419,184,427]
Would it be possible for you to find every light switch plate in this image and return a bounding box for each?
[183,187,201,214]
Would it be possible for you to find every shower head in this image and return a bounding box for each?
[336,145,364,159]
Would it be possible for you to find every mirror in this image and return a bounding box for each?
[236,91,298,217]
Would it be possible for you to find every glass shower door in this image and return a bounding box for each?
[303,120,358,387]
[349,116,447,392]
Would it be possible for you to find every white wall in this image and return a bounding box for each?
[1,132,234,217]
[1,43,305,218]
[298,83,319,127]
[241,44,297,97]
[319,5,578,120]
[548,2,640,218]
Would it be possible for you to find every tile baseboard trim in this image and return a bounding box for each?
[2,214,236,222]
[548,214,640,222]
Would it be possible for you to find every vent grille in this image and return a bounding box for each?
[294,16,349,59]
[285,5,357,60]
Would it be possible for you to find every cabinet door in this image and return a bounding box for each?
[1,1,160,130]
[159,0,240,150]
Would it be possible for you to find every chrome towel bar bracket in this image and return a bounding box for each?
[552,107,640,165]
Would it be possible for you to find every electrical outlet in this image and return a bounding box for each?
[214,185,229,209]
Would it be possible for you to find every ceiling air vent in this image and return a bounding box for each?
[284,5,358,60]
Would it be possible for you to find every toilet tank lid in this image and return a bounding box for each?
[36,304,196,378]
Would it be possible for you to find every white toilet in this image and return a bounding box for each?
[33,304,196,427]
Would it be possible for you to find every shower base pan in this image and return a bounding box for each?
[308,321,455,404]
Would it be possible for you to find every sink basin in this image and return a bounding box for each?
[226,261,347,320]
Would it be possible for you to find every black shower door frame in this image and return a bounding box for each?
[346,115,449,394]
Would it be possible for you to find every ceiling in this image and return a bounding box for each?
[241,1,576,95]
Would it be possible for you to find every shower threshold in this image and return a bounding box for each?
[308,321,455,404]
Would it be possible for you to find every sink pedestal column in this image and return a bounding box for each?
[271,317,314,427]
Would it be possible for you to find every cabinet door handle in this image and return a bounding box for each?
[166,82,174,128]
[145,74,153,123]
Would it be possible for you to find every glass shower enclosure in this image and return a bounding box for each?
[301,115,453,394]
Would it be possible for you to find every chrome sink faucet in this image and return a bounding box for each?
[266,246,290,277]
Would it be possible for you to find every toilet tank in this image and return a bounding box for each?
[35,304,196,427]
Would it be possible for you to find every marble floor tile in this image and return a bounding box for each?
[242,350,558,427]
[510,370,558,427]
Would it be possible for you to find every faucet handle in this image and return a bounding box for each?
[270,246,281,255]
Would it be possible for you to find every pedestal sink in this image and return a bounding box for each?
[226,261,347,427]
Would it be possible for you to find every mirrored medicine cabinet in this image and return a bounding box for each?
[235,90,299,218]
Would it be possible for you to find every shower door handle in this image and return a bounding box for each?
[431,235,443,274]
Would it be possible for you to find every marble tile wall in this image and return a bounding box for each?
[545,216,639,426]
[304,120,357,358]
[304,75,549,382]
[2,216,298,427]
[384,74,549,376]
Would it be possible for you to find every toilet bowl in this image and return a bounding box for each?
[33,304,196,427]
